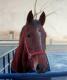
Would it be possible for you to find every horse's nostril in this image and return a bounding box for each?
[36,64,44,73]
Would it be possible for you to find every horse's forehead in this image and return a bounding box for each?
[23,20,43,33]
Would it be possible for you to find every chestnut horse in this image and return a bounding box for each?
[11,10,50,75]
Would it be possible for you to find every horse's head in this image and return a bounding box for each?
[20,10,49,73]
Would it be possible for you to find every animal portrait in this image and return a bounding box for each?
[11,10,50,74]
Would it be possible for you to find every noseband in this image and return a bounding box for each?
[24,39,45,59]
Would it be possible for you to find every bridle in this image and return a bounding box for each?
[24,39,45,59]
[23,27,45,60]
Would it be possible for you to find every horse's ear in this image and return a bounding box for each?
[27,10,33,23]
[39,12,46,26]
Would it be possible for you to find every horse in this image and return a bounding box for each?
[11,10,50,75]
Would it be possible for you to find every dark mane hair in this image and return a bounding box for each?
[31,20,41,27]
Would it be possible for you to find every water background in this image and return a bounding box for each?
[0,42,67,80]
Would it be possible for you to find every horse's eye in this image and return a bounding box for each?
[27,34,30,38]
